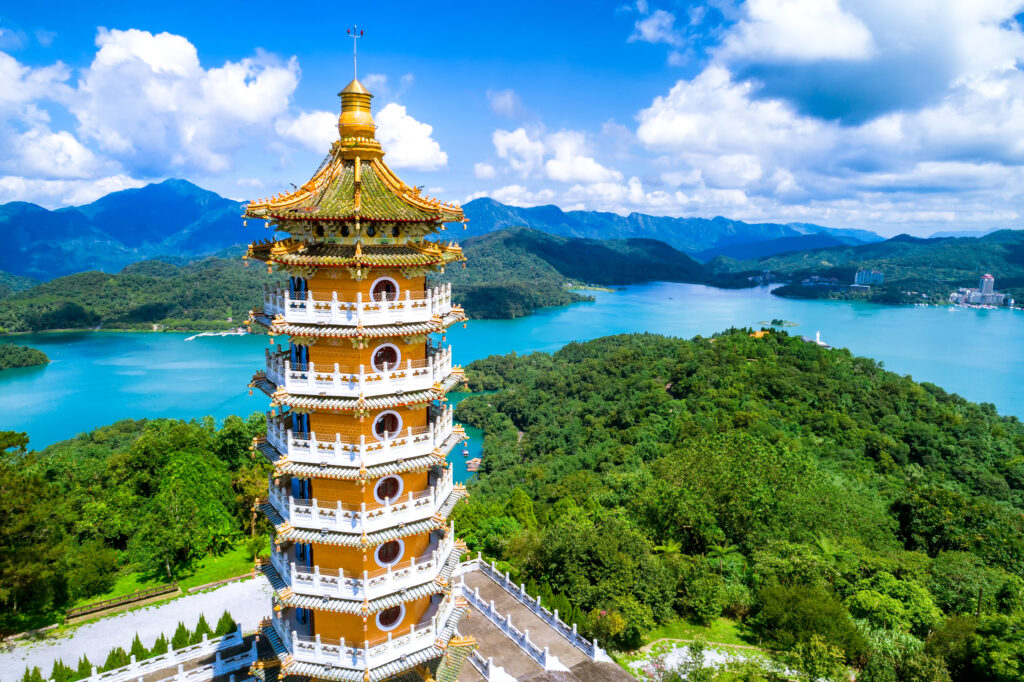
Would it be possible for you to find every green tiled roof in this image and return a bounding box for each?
[245,157,464,224]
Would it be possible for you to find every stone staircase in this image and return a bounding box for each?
[436,636,477,682]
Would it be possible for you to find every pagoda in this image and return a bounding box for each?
[245,77,474,682]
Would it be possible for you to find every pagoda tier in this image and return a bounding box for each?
[246,77,473,682]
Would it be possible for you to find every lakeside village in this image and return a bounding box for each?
[750,269,1017,309]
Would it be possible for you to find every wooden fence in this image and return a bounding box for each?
[66,583,179,619]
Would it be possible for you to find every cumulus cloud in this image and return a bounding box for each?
[376,103,448,170]
[720,0,876,61]
[71,28,300,174]
[493,128,546,176]
[474,162,497,179]
[0,174,144,208]
[465,184,556,207]
[275,110,337,152]
[544,131,623,183]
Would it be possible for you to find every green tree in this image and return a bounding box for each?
[708,543,741,573]
[171,621,191,650]
[74,655,93,679]
[215,609,236,636]
[191,614,213,643]
[749,583,867,663]
[506,487,538,530]
[129,633,148,661]
[102,647,129,672]
[49,659,75,682]
[150,634,169,656]
[790,635,847,682]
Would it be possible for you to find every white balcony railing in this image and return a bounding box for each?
[265,347,453,398]
[267,467,455,534]
[266,405,456,468]
[262,283,453,327]
[271,594,457,672]
[270,528,455,602]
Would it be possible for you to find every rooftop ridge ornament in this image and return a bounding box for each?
[347,26,364,81]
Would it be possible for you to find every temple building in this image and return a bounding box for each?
[244,77,475,682]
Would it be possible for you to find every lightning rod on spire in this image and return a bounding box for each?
[347,26,364,80]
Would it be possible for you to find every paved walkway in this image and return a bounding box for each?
[456,571,632,682]
[0,577,273,679]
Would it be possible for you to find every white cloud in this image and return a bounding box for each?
[720,0,876,61]
[544,130,623,183]
[493,128,546,176]
[489,184,556,207]
[474,162,497,179]
[487,89,524,118]
[376,102,448,170]
[6,127,106,179]
[0,174,145,208]
[275,110,336,152]
[0,52,71,114]
[71,28,300,174]
[629,9,683,47]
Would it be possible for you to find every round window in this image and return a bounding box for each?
[374,476,403,503]
[372,344,400,372]
[373,411,402,440]
[376,604,404,631]
[370,277,398,302]
[375,539,404,567]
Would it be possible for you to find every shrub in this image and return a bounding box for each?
[171,621,191,650]
[129,633,148,661]
[150,634,169,656]
[101,647,129,672]
[749,583,868,663]
[191,614,213,644]
[214,609,236,636]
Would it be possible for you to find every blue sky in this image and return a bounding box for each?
[2,1,1024,235]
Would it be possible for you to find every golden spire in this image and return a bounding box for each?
[338,79,376,140]
[339,26,375,141]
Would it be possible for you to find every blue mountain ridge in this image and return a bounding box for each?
[0,180,883,280]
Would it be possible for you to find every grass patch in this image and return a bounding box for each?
[644,617,753,648]
[73,542,259,609]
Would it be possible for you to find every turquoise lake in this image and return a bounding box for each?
[1,282,1022,479]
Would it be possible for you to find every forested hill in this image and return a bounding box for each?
[714,229,1024,303]
[462,197,882,255]
[0,257,282,333]
[435,227,709,318]
[0,228,712,331]
[0,179,246,280]
[454,330,1024,679]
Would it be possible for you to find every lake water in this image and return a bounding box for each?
[2,283,1021,473]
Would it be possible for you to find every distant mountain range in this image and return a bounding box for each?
[461,197,883,259]
[8,178,988,283]
[0,179,246,280]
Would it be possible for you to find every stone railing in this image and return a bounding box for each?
[263,283,453,327]
[456,555,609,662]
[267,468,455,534]
[270,528,455,601]
[460,583,567,672]
[468,649,516,682]
[272,595,456,672]
[264,347,453,399]
[265,405,456,467]
[66,628,254,682]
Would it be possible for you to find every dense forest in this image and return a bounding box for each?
[453,330,1024,680]
[714,230,1024,304]
[435,227,715,318]
[0,257,282,333]
[0,228,720,331]
[0,344,49,369]
[0,416,269,635]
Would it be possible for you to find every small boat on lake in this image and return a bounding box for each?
[466,458,481,472]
